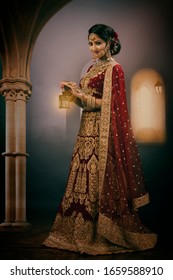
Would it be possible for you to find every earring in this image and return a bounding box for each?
[105,47,111,60]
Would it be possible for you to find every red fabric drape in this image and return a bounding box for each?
[99,64,152,233]
[111,65,148,202]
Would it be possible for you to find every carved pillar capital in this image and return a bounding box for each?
[0,78,32,100]
[2,90,16,101]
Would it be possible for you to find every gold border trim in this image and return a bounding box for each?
[99,62,116,195]
[43,235,78,252]
[98,213,157,250]
[133,193,150,209]
[43,233,133,255]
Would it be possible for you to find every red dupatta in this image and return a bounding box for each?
[98,62,157,250]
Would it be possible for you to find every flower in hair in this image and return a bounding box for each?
[114,31,118,40]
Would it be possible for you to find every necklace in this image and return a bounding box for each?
[81,58,115,90]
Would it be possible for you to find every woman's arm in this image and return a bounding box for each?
[60,81,102,109]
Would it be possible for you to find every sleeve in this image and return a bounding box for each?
[73,65,94,108]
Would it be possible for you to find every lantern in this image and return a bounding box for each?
[59,87,75,109]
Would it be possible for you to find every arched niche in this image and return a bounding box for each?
[131,68,166,143]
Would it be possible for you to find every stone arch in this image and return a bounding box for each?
[0,0,72,228]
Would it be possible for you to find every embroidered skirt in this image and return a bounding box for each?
[43,111,131,254]
[43,110,157,255]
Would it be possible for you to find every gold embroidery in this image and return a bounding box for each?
[84,194,98,217]
[80,60,113,92]
[78,112,100,137]
[61,111,101,213]
[65,153,79,199]
[74,163,87,194]
[84,138,95,159]
[98,213,157,250]
[43,212,128,255]
[87,154,99,203]
[83,86,97,96]
[43,212,157,255]
[132,193,150,209]
[99,62,116,196]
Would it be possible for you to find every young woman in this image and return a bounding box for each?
[43,24,157,255]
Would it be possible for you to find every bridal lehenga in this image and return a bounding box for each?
[43,59,157,255]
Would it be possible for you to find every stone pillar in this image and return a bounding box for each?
[0,78,31,228]
[1,91,16,226]
[13,90,29,226]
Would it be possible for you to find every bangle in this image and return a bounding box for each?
[78,92,86,104]
[80,92,85,98]
[87,95,96,108]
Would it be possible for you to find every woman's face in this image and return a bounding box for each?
[88,33,108,60]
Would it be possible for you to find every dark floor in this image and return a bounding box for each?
[0,221,172,260]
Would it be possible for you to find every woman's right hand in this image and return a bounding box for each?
[60,81,77,91]
[60,81,87,104]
